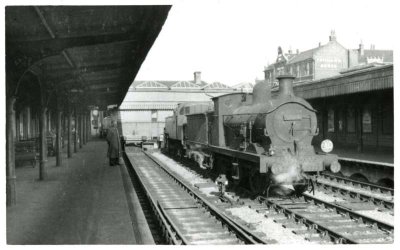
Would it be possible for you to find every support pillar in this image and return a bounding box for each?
[74,108,78,153]
[62,113,66,148]
[86,113,90,142]
[47,110,51,134]
[39,106,48,180]
[82,113,86,145]
[79,113,83,148]
[26,107,31,139]
[6,96,17,206]
[67,108,72,158]
[16,113,20,141]
[56,108,62,166]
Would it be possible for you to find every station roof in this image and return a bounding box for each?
[129,80,234,91]
[119,102,178,110]
[289,64,393,99]
[6,6,171,110]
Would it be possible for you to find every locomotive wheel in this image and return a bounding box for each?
[248,170,266,194]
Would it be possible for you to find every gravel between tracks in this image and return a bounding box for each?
[150,151,394,242]
[151,152,218,196]
[307,190,394,226]
[307,190,345,203]
[356,210,394,226]
[317,178,393,201]
[226,207,311,244]
[151,152,313,243]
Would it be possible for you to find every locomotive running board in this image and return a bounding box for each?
[185,141,268,173]
[207,145,260,164]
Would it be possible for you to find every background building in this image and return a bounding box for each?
[264,31,393,86]
[232,82,254,93]
[117,72,237,143]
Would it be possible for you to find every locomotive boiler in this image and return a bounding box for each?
[165,75,340,195]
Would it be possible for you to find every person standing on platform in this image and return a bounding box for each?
[106,120,121,166]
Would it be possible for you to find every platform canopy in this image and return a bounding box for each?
[6,6,171,110]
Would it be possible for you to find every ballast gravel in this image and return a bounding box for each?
[226,207,312,244]
[317,178,393,201]
[356,209,394,226]
[151,152,218,196]
[307,190,345,203]
[151,153,315,243]
[306,190,394,226]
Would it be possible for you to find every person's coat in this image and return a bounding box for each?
[106,127,121,158]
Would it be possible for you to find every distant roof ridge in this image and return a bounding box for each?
[286,39,348,64]
[287,46,319,64]
[131,79,210,88]
[202,81,233,89]
[340,62,391,74]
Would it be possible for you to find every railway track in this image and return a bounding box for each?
[151,150,395,244]
[314,173,394,211]
[124,148,268,245]
[252,193,394,244]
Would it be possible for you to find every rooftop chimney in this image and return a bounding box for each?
[194,71,202,84]
[277,75,295,97]
[359,41,364,56]
[370,44,375,50]
[318,42,321,47]
[329,30,337,42]
[296,49,299,54]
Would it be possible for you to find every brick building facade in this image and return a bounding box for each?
[264,31,393,86]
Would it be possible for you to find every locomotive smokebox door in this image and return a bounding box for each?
[273,104,313,144]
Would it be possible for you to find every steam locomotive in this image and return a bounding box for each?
[164,75,340,195]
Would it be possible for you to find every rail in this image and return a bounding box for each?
[124,149,268,244]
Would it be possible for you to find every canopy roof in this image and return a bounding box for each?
[6,6,171,110]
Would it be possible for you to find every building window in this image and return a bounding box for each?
[277,66,284,75]
[151,110,158,122]
[297,65,300,77]
[382,103,393,135]
[285,66,290,74]
[338,109,344,132]
[327,108,335,132]
[265,71,271,81]
[309,62,313,75]
[362,108,372,133]
[306,63,310,76]
[346,108,356,133]
[184,106,190,114]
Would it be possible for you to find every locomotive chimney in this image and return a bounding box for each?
[277,75,295,97]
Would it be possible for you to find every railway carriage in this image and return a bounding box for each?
[165,75,341,194]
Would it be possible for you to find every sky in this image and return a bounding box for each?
[135,0,398,85]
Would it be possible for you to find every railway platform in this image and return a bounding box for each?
[314,147,393,165]
[333,148,393,165]
[7,139,137,244]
